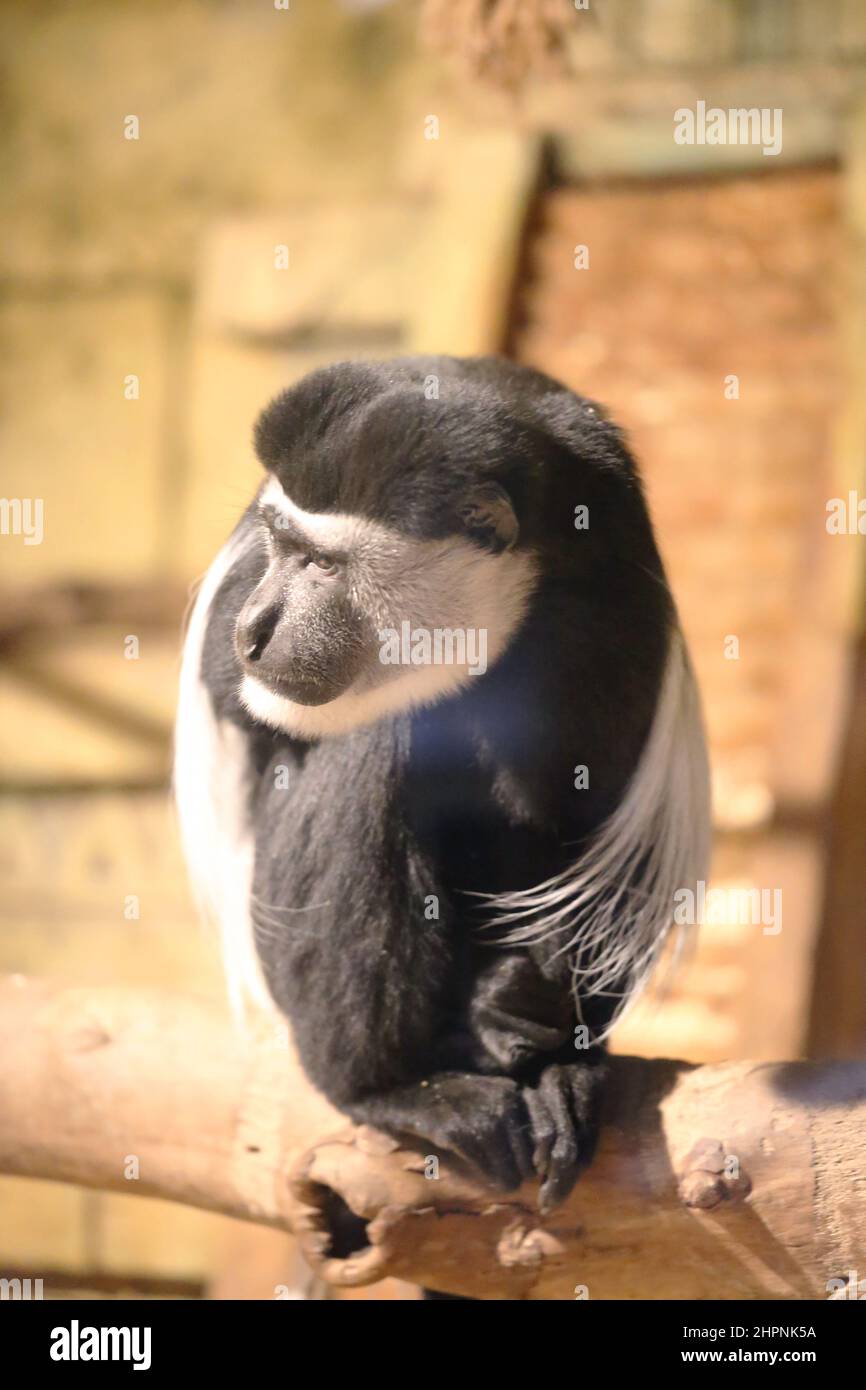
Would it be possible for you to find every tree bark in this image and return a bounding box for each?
[1,976,864,1300]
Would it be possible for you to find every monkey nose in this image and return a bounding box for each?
[237,604,280,664]
[244,630,268,662]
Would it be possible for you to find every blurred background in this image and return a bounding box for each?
[1,0,865,1299]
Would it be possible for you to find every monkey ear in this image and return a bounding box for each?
[458,483,519,554]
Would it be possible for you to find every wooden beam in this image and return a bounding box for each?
[0,977,863,1300]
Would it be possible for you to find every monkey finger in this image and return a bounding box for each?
[530,1065,583,1212]
[523,1083,556,1180]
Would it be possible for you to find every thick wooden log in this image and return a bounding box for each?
[0,976,863,1300]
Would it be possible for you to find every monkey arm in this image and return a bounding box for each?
[463,949,610,1207]
[467,950,575,1071]
[337,946,610,1209]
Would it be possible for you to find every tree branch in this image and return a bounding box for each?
[1,977,863,1299]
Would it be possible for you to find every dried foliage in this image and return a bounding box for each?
[421,0,576,88]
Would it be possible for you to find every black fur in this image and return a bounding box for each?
[199,356,673,1210]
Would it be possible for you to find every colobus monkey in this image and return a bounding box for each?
[175,356,710,1211]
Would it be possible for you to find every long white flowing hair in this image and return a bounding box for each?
[483,627,711,1035]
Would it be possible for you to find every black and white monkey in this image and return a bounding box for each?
[175,356,710,1212]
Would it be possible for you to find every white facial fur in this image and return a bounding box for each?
[240,477,538,739]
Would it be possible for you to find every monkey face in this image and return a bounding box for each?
[237,476,538,739]
[235,512,373,707]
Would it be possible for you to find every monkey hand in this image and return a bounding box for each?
[346,1072,537,1193]
[347,1063,604,1209]
[521,1058,607,1213]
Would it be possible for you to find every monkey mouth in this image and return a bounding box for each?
[249,667,352,707]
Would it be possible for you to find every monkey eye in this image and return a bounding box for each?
[306,553,339,578]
